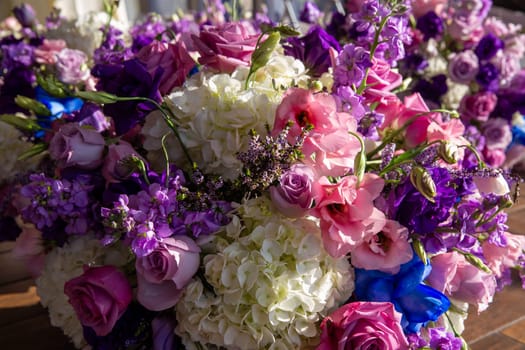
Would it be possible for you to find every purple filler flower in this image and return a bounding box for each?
[475,32,504,61]
[416,11,444,40]
[334,43,372,87]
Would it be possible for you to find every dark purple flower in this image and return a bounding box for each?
[326,11,348,41]
[0,67,35,114]
[400,53,428,75]
[476,63,499,91]
[71,103,110,132]
[416,11,443,40]
[283,26,340,77]
[475,33,504,61]
[1,42,34,71]
[93,26,133,66]
[130,14,167,53]
[299,1,322,24]
[413,74,448,106]
[92,59,162,135]
[12,4,37,27]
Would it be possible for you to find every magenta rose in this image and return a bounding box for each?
[49,123,105,169]
[136,236,200,311]
[64,265,132,336]
[136,40,195,95]
[192,22,259,74]
[318,301,409,350]
[269,163,318,217]
[459,92,497,123]
[102,141,143,183]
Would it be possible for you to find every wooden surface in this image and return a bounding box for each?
[1,198,525,349]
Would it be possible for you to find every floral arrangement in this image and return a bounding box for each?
[1,0,525,349]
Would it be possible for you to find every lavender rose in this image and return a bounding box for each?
[192,22,259,74]
[269,163,318,217]
[318,301,409,350]
[64,265,132,336]
[49,123,105,169]
[136,236,200,311]
[482,118,512,150]
[102,141,143,183]
[459,92,497,123]
[55,48,90,85]
[447,50,479,84]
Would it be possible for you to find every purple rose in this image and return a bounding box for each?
[474,32,504,61]
[482,118,512,150]
[192,22,259,74]
[55,48,90,85]
[64,265,132,336]
[459,92,497,123]
[49,123,105,169]
[447,50,479,84]
[270,164,318,217]
[136,236,200,311]
[102,141,143,183]
[12,4,37,27]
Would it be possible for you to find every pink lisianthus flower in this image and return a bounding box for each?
[192,22,259,74]
[313,173,386,257]
[351,219,413,274]
[482,232,525,279]
[64,265,132,336]
[272,88,361,176]
[34,39,66,65]
[136,236,200,311]
[318,301,409,350]
[427,251,497,312]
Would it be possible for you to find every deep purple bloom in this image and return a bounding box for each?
[71,103,110,132]
[416,11,444,40]
[92,59,162,135]
[0,67,35,114]
[326,11,348,41]
[283,26,340,77]
[299,1,321,23]
[1,42,34,71]
[474,32,504,61]
[130,15,167,53]
[400,53,428,75]
[13,4,37,27]
[476,63,499,91]
[413,74,448,106]
[93,26,133,66]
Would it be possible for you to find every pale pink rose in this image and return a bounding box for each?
[272,88,360,176]
[314,174,386,257]
[49,123,105,169]
[365,58,402,94]
[351,220,413,274]
[427,118,468,146]
[318,301,409,350]
[411,0,446,18]
[34,39,66,65]
[427,251,496,312]
[269,163,319,218]
[473,173,510,195]
[482,147,506,168]
[64,265,132,336]
[136,40,195,95]
[483,232,525,278]
[102,141,143,183]
[192,22,259,73]
[136,236,200,311]
[12,225,45,278]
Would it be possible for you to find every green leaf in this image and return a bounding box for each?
[0,114,42,132]
[75,91,120,104]
[18,143,47,161]
[14,96,51,116]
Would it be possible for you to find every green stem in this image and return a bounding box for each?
[232,0,237,21]
[161,133,170,187]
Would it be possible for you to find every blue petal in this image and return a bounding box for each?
[396,284,450,323]
[62,97,84,113]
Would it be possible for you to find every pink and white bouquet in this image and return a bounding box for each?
[1,1,525,349]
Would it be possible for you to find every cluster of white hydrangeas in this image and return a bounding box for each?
[141,51,309,179]
[175,196,354,349]
[35,235,129,349]
[0,121,40,184]
[441,81,470,110]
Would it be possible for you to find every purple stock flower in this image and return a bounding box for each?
[130,14,167,53]
[299,1,321,24]
[416,11,443,40]
[93,26,133,65]
[428,327,463,350]
[92,59,162,135]
[475,32,504,61]
[476,63,499,91]
[334,43,372,87]
[283,26,340,77]
[1,42,34,71]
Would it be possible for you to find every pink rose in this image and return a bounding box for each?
[49,123,105,169]
[351,220,413,274]
[410,0,446,18]
[136,40,195,95]
[12,225,45,278]
[364,58,402,103]
[482,232,525,278]
[136,236,200,311]
[34,39,66,64]
[102,141,143,183]
[427,251,496,312]
[269,163,319,218]
[318,301,409,350]
[459,92,497,123]
[314,173,386,257]
[272,88,360,176]
[64,265,132,336]
[192,22,259,73]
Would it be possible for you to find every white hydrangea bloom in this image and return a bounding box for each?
[0,121,40,184]
[142,52,309,179]
[35,235,129,349]
[441,80,469,110]
[175,196,354,349]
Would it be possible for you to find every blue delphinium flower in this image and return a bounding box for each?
[355,254,450,333]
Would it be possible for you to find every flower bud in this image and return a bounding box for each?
[410,166,436,203]
[14,95,51,116]
[438,141,459,164]
[463,252,492,274]
[412,238,428,265]
[250,32,281,74]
